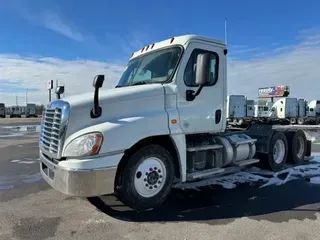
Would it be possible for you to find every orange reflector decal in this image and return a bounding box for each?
[171,119,177,124]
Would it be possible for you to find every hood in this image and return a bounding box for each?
[61,84,166,137]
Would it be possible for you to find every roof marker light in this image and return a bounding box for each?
[141,47,145,53]
[170,37,175,43]
[151,43,155,49]
[145,45,149,51]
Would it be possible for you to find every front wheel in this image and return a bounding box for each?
[115,144,175,211]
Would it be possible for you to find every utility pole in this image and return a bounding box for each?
[26,88,28,105]
[224,18,228,45]
[16,95,18,106]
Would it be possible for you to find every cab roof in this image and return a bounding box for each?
[130,34,226,60]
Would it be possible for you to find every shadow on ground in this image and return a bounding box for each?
[88,179,320,225]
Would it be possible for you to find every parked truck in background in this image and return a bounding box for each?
[39,35,316,211]
[9,106,22,118]
[0,103,5,118]
[26,103,38,118]
[269,97,298,123]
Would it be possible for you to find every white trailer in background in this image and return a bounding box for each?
[26,103,38,118]
[0,103,5,118]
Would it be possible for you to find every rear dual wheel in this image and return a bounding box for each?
[286,130,307,165]
[264,131,288,171]
[262,130,307,171]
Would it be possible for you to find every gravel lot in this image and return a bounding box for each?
[1,118,320,240]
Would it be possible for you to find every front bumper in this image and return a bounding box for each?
[39,151,122,197]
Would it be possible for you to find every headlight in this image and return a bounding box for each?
[64,132,103,157]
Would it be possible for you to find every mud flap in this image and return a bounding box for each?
[305,140,312,157]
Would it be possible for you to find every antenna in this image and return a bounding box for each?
[224,18,228,45]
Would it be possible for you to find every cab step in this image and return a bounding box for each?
[187,144,223,152]
[234,158,260,167]
[187,168,225,180]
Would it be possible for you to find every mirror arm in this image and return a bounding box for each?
[186,84,204,101]
[194,84,204,97]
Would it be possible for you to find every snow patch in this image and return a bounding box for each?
[309,177,320,184]
[11,158,37,164]
[0,133,25,138]
[174,156,320,190]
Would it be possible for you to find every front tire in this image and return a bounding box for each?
[116,144,175,211]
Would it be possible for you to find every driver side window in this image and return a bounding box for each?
[132,69,152,82]
[184,49,219,87]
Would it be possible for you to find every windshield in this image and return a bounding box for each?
[116,46,182,87]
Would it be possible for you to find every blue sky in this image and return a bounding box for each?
[0,0,320,105]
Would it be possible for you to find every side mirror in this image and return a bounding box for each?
[91,75,105,118]
[55,86,65,99]
[93,75,104,88]
[186,53,211,101]
[195,53,211,85]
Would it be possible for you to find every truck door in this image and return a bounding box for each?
[176,41,225,134]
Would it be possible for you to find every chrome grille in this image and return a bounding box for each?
[39,100,70,159]
[40,108,62,154]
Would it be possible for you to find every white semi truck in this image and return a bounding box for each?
[265,98,320,125]
[9,106,22,118]
[39,35,315,211]
[0,103,5,118]
[26,103,38,118]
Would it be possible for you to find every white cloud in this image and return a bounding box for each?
[42,11,84,42]
[6,0,89,43]
[0,55,125,105]
[1,30,320,106]
[227,31,320,101]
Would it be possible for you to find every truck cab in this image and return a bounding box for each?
[10,106,21,118]
[0,103,5,118]
[254,99,270,117]
[306,100,320,117]
[26,103,37,118]
[39,35,309,211]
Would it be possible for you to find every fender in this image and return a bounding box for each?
[62,113,170,157]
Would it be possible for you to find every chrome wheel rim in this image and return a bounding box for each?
[134,157,166,198]
[273,139,285,164]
